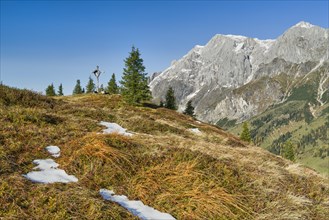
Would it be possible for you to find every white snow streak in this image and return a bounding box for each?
[317,73,329,106]
[186,89,200,100]
[100,189,175,220]
[99,121,133,136]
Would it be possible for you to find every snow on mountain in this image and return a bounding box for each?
[293,21,315,29]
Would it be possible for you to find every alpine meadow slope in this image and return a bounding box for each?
[1,85,329,219]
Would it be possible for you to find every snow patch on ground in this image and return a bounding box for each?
[100,189,175,220]
[46,146,60,158]
[99,121,133,136]
[189,128,201,134]
[33,159,59,170]
[23,146,78,184]
[23,159,78,184]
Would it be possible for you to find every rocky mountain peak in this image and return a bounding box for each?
[150,22,329,124]
[292,21,315,29]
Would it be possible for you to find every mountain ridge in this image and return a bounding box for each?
[149,21,329,123]
[149,21,329,174]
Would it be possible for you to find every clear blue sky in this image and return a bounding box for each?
[1,0,328,95]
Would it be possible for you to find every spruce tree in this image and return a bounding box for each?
[120,46,151,104]
[46,83,56,96]
[159,100,164,107]
[58,83,64,96]
[240,122,252,143]
[86,77,95,93]
[107,73,119,94]
[73,80,83,95]
[281,141,295,161]
[165,87,176,110]
[183,100,195,117]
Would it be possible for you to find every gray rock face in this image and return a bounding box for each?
[148,72,162,84]
[149,21,329,124]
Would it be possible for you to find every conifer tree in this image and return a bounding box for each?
[107,73,119,94]
[120,46,151,104]
[57,83,64,96]
[183,100,195,117]
[46,83,56,96]
[159,100,164,107]
[240,122,252,143]
[281,141,295,161]
[86,77,95,93]
[73,80,83,95]
[165,87,176,110]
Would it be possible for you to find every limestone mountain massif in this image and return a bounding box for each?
[149,21,329,124]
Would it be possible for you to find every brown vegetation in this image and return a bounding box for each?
[1,85,328,219]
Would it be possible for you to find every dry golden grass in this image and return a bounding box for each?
[1,85,329,219]
[129,158,253,220]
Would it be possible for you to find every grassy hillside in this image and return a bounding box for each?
[1,85,329,219]
[229,69,329,176]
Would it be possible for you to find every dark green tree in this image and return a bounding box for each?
[159,100,164,107]
[86,77,96,93]
[57,83,64,96]
[281,141,295,161]
[107,73,119,94]
[240,122,252,143]
[73,80,83,95]
[183,100,195,117]
[46,83,56,96]
[165,87,176,110]
[120,46,151,104]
